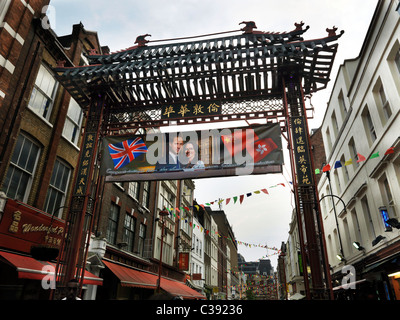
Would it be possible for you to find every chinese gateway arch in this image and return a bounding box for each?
[54,21,344,300]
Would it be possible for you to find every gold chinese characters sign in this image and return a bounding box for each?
[291,116,314,186]
[161,100,222,119]
[0,199,65,253]
[73,133,95,196]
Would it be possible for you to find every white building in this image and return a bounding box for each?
[285,209,306,298]
[190,215,205,295]
[210,216,219,297]
[318,0,400,299]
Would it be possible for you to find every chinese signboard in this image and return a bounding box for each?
[179,252,189,271]
[73,133,96,196]
[291,116,314,186]
[101,123,283,182]
[0,199,65,254]
[160,100,222,119]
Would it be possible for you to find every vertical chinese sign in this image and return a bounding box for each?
[291,116,314,186]
[56,95,105,290]
[73,133,95,196]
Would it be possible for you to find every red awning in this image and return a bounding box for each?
[0,251,103,285]
[103,259,157,289]
[159,277,206,300]
[103,259,206,299]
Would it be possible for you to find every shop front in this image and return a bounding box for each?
[0,199,102,299]
[332,245,400,300]
[361,252,400,300]
[98,258,206,300]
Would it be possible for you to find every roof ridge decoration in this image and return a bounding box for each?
[86,21,311,60]
[54,21,344,115]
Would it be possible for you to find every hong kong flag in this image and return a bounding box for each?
[108,137,148,170]
[221,129,277,162]
[252,138,278,162]
[221,129,260,156]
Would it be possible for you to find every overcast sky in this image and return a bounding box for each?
[50,0,378,269]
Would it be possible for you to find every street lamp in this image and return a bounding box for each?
[320,169,347,264]
[157,207,169,293]
[352,241,364,251]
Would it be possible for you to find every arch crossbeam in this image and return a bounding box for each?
[54,22,343,120]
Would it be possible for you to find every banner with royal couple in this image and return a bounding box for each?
[101,123,283,181]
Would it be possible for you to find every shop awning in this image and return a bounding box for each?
[288,292,305,300]
[362,253,400,274]
[0,251,103,285]
[159,277,206,300]
[332,279,367,291]
[102,259,157,289]
[103,259,206,299]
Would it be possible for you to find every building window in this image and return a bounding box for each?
[28,64,58,121]
[199,240,202,256]
[142,181,150,208]
[351,208,362,246]
[157,232,172,265]
[128,182,140,200]
[0,0,11,25]
[107,203,120,245]
[395,49,400,74]
[2,134,41,202]
[331,111,339,139]
[348,137,359,169]
[378,84,392,122]
[138,223,146,256]
[340,155,349,184]
[63,98,83,146]
[361,105,377,145]
[342,218,351,256]
[326,185,332,211]
[325,127,332,155]
[159,183,175,210]
[320,193,326,214]
[361,196,376,240]
[380,175,396,218]
[333,170,341,195]
[338,90,347,120]
[123,214,136,252]
[44,159,71,218]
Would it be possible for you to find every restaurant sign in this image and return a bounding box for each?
[0,199,65,254]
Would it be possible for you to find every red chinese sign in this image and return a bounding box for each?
[0,199,65,254]
[179,252,189,271]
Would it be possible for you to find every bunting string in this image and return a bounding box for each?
[161,183,290,252]
[315,147,396,175]
[199,182,289,208]
[166,208,280,251]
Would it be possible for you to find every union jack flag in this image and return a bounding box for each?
[108,137,148,170]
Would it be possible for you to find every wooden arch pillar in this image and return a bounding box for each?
[281,64,333,300]
[53,93,105,298]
